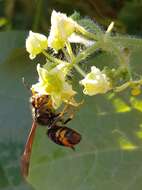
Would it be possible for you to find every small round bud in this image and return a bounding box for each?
[131,86,141,96]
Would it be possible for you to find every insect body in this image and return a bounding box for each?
[21,91,81,177]
[32,92,81,149]
[47,125,81,150]
[31,93,59,126]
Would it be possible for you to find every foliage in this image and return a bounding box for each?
[0,0,142,34]
[0,1,142,190]
[0,29,142,190]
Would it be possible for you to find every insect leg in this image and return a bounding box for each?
[22,77,31,91]
[63,117,72,124]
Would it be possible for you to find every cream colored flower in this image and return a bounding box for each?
[80,66,111,96]
[26,31,48,59]
[48,10,84,51]
[31,64,76,109]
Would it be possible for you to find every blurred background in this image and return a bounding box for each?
[0,0,142,190]
[0,0,142,35]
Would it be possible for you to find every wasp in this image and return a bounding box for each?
[31,90,81,148]
[21,89,81,177]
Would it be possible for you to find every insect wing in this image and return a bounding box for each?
[21,121,37,177]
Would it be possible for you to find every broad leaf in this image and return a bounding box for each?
[0,31,142,190]
[0,31,34,190]
[28,45,142,189]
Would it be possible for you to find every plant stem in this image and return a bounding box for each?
[76,42,100,64]
[114,82,130,92]
[65,41,74,60]
[114,79,142,92]
[65,41,86,77]
[73,64,86,77]
[112,35,142,49]
[42,50,69,65]
[62,48,70,62]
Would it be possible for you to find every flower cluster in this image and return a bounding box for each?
[26,10,139,110]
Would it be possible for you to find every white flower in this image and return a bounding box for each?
[48,10,82,51]
[80,66,111,96]
[26,31,48,59]
[31,64,76,109]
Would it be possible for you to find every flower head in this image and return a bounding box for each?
[48,10,81,51]
[80,66,111,96]
[26,31,48,59]
[31,64,76,109]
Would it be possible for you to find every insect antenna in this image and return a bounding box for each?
[22,77,31,92]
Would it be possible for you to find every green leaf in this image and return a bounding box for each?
[0,31,27,63]
[1,30,142,190]
[28,92,142,190]
[0,31,34,190]
[27,44,142,189]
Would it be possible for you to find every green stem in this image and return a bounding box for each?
[114,79,142,93]
[131,79,142,85]
[76,42,100,64]
[65,41,74,60]
[62,48,70,62]
[114,82,130,92]
[112,35,142,49]
[42,50,69,65]
[73,64,86,77]
[94,36,133,81]
[65,41,86,77]
[109,41,132,79]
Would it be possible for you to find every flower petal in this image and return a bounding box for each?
[48,10,77,51]
[32,63,77,109]
[26,31,48,59]
[80,66,111,96]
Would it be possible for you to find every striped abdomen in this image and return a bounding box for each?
[47,126,81,150]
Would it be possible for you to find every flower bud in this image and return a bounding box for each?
[26,31,48,59]
[131,85,141,96]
